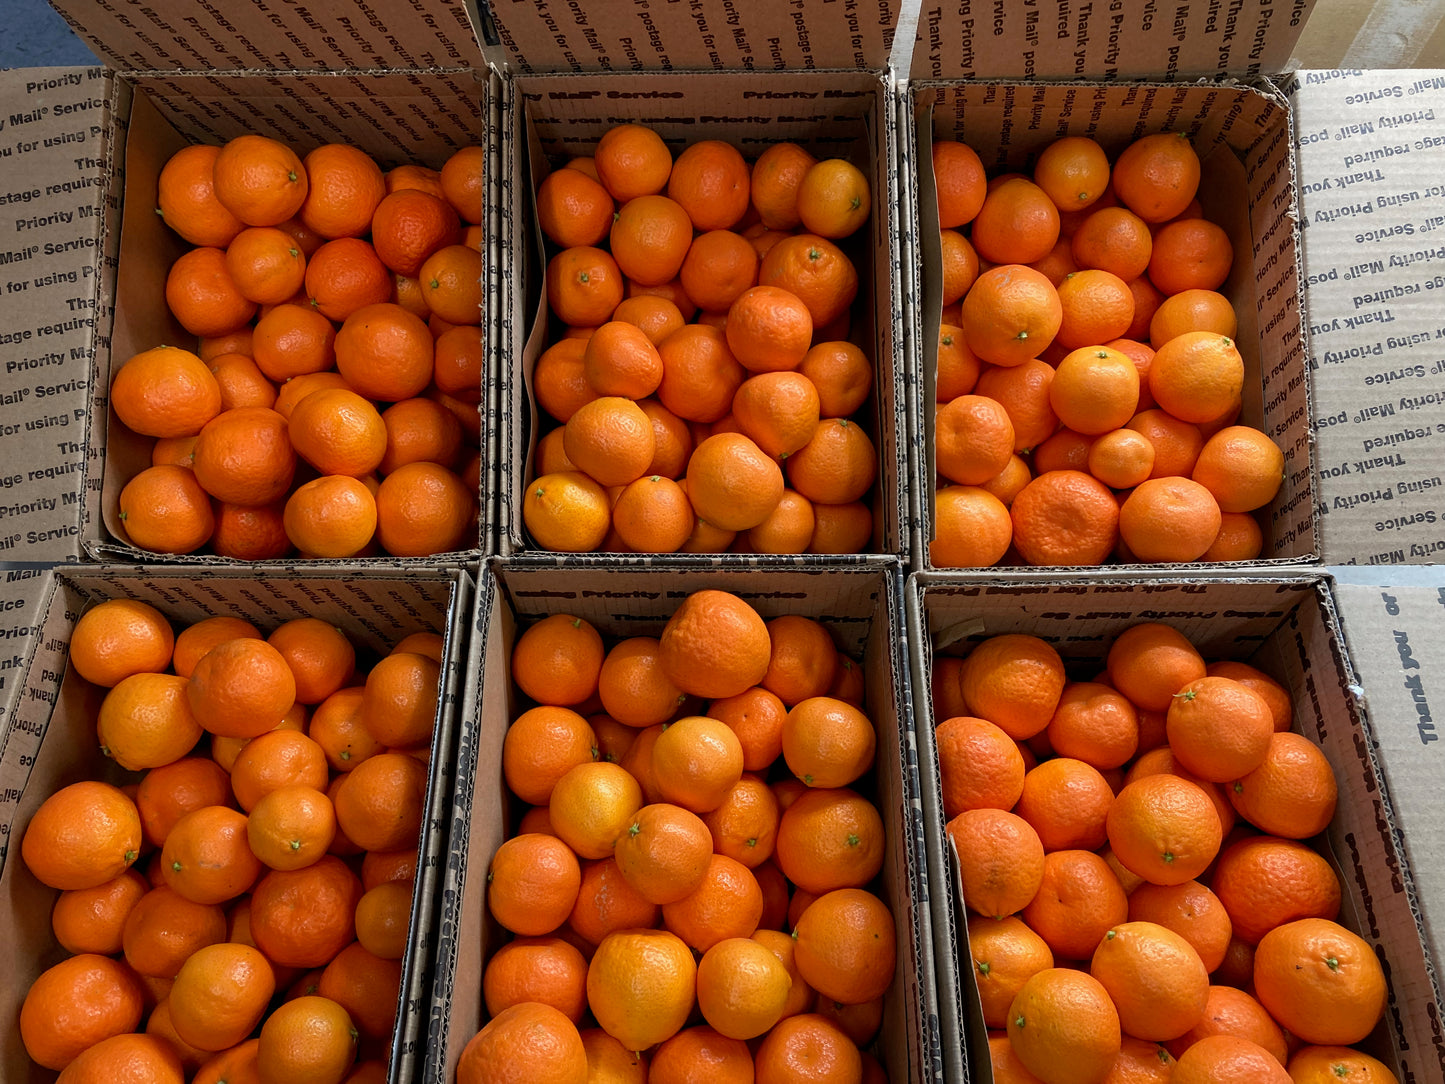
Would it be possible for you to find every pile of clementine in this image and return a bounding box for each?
[524,123,879,555]
[933,624,1396,1084]
[929,132,1287,568]
[18,597,444,1083]
[111,134,484,559]
[457,589,897,1082]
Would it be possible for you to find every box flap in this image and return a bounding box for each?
[1290,70,1445,565]
[48,0,486,73]
[910,0,1311,82]
[0,68,115,563]
[1331,580,1445,972]
[0,568,51,751]
[480,0,899,73]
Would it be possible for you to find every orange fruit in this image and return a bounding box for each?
[808,500,873,555]
[757,233,858,327]
[732,371,821,458]
[961,264,1063,367]
[1190,426,1284,513]
[786,417,877,505]
[549,246,625,328]
[255,995,359,1084]
[934,140,988,227]
[658,589,771,701]
[937,394,1016,485]
[419,243,482,324]
[332,301,433,401]
[1227,731,1338,839]
[1165,676,1274,782]
[614,802,714,905]
[550,761,645,860]
[377,396,465,473]
[512,614,605,708]
[774,786,884,896]
[1113,133,1202,223]
[1171,1035,1291,1084]
[1148,332,1244,425]
[1016,756,1115,852]
[725,286,813,373]
[1254,919,1386,1046]
[595,124,674,203]
[936,325,982,402]
[948,808,1045,919]
[168,942,276,1053]
[1202,512,1265,562]
[598,638,686,729]
[1045,682,1139,771]
[1071,206,1153,281]
[976,359,1059,453]
[123,883,227,978]
[1148,218,1233,295]
[374,460,473,557]
[287,388,387,478]
[1049,346,1141,436]
[708,687,788,772]
[1209,836,1343,946]
[1118,477,1222,563]
[19,953,146,1070]
[70,598,175,689]
[1010,470,1120,567]
[1206,661,1292,733]
[780,696,875,789]
[972,178,1062,265]
[225,226,307,305]
[456,1001,586,1084]
[1286,1046,1400,1084]
[186,637,296,740]
[932,486,1013,567]
[247,784,337,871]
[354,880,411,960]
[213,134,308,227]
[968,916,1055,1031]
[1106,773,1222,886]
[797,158,870,239]
[1107,622,1206,712]
[1091,921,1210,1041]
[284,475,378,558]
[696,937,793,1040]
[1167,985,1287,1066]
[117,465,216,554]
[1006,968,1121,1084]
[209,353,277,411]
[661,852,764,953]
[158,144,245,246]
[751,142,817,229]
[306,237,392,321]
[191,406,297,509]
[1087,429,1156,490]
[1034,136,1111,211]
[583,321,664,399]
[657,323,747,424]
[60,1032,187,1082]
[758,615,837,707]
[538,167,615,248]
[668,139,750,231]
[610,194,693,287]
[112,345,224,439]
[371,188,460,276]
[253,307,338,383]
[50,869,149,956]
[483,936,588,1023]
[1128,880,1233,973]
[1021,849,1129,961]
[585,928,697,1051]
[1149,288,1238,347]
[650,715,746,815]
[568,856,660,948]
[331,750,427,852]
[703,775,781,869]
[936,715,1026,816]
[160,805,261,905]
[563,396,656,488]
[22,780,142,891]
[1055,270,1135,350]
[525,471,611,553]
[295,143,384,240]
[487,833,582,936]
[359,650,439,749]
[958,634,1065,741]
[792,887,895,1004]
[754,1014,862,1084]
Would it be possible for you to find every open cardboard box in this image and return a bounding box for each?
[15,0,497,565]
[425,558,941,1083]
[907,2,1318,573]
[482,1,911,560]
[0,564,474,1084]
[906,572,1443,1084]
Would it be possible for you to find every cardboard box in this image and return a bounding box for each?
[1331,579,1445,980]
[9,0,495,565]
[907,573,1443,1084]
[425,558,941,1083]
[0,563,474,1084]
[0,67,118,566]
[1288,69,1445,566]
[907,4,1319,572]
[483,1,911,559]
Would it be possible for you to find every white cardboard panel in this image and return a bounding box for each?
[1291,69,1445,566]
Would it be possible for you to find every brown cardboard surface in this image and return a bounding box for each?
[48,0,485,73]
[0,568,52,730]
[0,564,474,1084]
[911,0,1312,81]
[909,79,1317,571]
[1332,581,1445,975]
[1290,69,1445,565]
[81,69,489,563]
[498,69,909,559]
[0,67,119,563]
[481,0,900,74]
[426,558,941,1083]
[908,574,1443,1084]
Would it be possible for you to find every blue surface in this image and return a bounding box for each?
[0,0,98,68]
